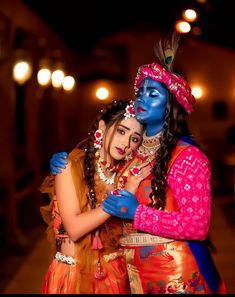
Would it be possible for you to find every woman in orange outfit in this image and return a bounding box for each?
[40,100,151,294]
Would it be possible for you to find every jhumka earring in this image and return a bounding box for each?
[94,129,103,149]
[124,150,133,161]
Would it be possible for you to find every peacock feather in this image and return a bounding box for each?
[154,30,180,72]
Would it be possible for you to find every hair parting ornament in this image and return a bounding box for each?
[134,32,196,115]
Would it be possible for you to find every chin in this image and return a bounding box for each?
[136,113,144,119]
[136,115,147,123]
[111,153,123,161]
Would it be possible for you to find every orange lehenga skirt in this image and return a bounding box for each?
[42,251,130,294]
[122,239,227,294]
[42,257,78,294]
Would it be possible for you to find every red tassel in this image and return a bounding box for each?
[92,230,103,250]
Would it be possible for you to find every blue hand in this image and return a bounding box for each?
[102,189,139,220]
[50,152,68,175]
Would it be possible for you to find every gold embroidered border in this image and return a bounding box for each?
[124,249,144,294]
[120,233,174,246]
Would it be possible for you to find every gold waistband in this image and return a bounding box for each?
[120,233,174,246]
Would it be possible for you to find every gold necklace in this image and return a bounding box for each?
[137,131,161,162]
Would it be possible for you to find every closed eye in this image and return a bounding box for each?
[149,89,160,97]
[137,90,143,97]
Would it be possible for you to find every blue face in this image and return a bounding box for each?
[134,78,168,136]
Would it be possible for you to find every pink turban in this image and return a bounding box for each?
[134,63,196,115]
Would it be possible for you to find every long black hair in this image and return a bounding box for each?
[149,90,193,210]
[148,89,216,253]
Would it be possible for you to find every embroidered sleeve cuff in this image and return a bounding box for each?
[134,204,160,234]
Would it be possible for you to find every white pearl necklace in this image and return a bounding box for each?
[96,161,116,185]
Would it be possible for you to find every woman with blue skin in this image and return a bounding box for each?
[50,35,227,294]
[100,39,227,294]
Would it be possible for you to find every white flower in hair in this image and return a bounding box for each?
[124,100,135,120]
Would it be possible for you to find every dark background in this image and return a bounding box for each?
[22,0,235,54]
[0,0,234,293]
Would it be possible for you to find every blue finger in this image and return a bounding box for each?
[60,158,68,164]
[59,152,67,158]
[51,170,61,175]
[103,200,114,208]
[119,189,133,198]
[106,194,117,200]
[53,160,66,168]
[51,166,62,174]
[102,201,117,210]
[52,157,66,163]
[119,189,129,195]
[104,197,118,206]
[102,206,116,216]
[102,204,111,212]
[51,170,60,175]
[107,210,121,217]
[56,156,67,162]
[56,153,67,159]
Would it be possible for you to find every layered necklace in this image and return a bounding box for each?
[137,131,162,162]
[95,152,117,185]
